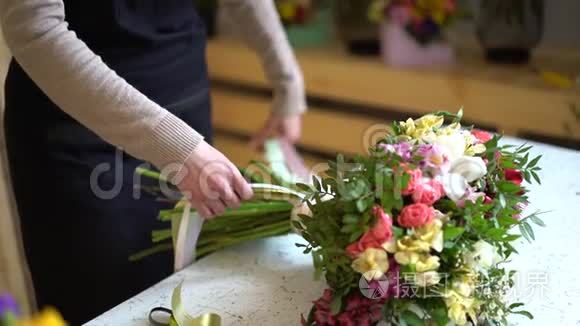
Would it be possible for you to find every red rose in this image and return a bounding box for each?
[505,169,523,185]
[412,179,444,205]
[471,129,493,143]
[402,168,423,196]
[346,206,393,257]
[397,203,434,228]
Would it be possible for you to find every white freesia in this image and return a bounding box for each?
[440,173,469,202]
[439,156,487,202]
[463,240,502,273]
[450,156,487,182]
[433,132,466,162]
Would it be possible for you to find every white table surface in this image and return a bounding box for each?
[88,139,580,326]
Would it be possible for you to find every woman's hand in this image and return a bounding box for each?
[251,113,302,150]
[175,141,253,219]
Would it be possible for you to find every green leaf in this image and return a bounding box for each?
[531,171,541,184]
[498,216,519,227]
[530,215,546,227]
[523,222,535,240]
[342,214,359,224]
[356,197,369,212]
[486,227,506,240]
[349,229,364,242]
[509,303,525,309]
[527,155,542,168]
[443,226,465,241]
[296,183,312,192]
[498,181,521,193]
[401,310,424,326]
[512,310,534,319]
[519,223,531,242]
[330,293,343,315]
[499,193,507,208]
[393,226,404,238]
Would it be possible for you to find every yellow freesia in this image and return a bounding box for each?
[414,219,444,252]
[415,114,444,131]
[415,255,440,273]
[397,236,431,253]
[18,307,67,326]
[443,274,479,325]
[351,248,389,281]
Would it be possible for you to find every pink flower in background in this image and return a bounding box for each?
[346,206,393,257]
[389,6,412,25]
[398,203,434,228]
[379,142,412,161]
[412,179,444,205]
[456,187,486,207]
[402,168,423,195]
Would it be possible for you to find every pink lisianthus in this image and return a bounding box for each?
[397,203,434,228]
[402,168,423,195]
[471,129,493,144]
[456,187,486,207]
[346,206,393,257]
[412,179,444,205]
[416,144,449,175]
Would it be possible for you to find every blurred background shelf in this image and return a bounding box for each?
[208,38,580,164]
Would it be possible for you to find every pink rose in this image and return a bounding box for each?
[402,168,422,196]
[397,203,434,228]
[412,179,444,205]
[346,206,393,257]
[471,129,493,143]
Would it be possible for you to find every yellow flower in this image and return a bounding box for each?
[351,248,389,281]
[415,219,444,252]
[415,255,440,273]
[381,238,397,254]
[466,143,486,156]
[397,236,431,253]
[394,251,420,265]
[415,114,444,131]
[443,275,479,325]
[18,307,67,326]
[278,3,297,21]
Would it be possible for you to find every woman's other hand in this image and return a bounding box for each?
[175,141,253,219]
[251,113,302,150]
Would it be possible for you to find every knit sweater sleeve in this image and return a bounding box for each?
[0,0,204,170]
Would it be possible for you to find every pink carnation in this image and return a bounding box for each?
[346,206,393,257]
[412,179,444,205]
[397,203,434,228]
[402,168,422,195]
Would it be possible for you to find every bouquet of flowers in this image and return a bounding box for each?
[369,0,458,44]
[294,111,543,325]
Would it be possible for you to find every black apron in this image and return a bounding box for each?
[3,1,212,324]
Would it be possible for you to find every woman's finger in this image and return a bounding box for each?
[207,199,226,217]
[192,201,213,220]
[230,164,253,201]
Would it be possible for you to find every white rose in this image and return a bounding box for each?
[464,240,502,272]
[450,156,487,182]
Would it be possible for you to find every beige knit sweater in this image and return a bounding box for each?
[0,0,306,170]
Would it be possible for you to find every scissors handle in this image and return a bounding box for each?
[149,307,173,326]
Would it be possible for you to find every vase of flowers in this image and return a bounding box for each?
[473,0,544,64]
[370,0,457,67]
